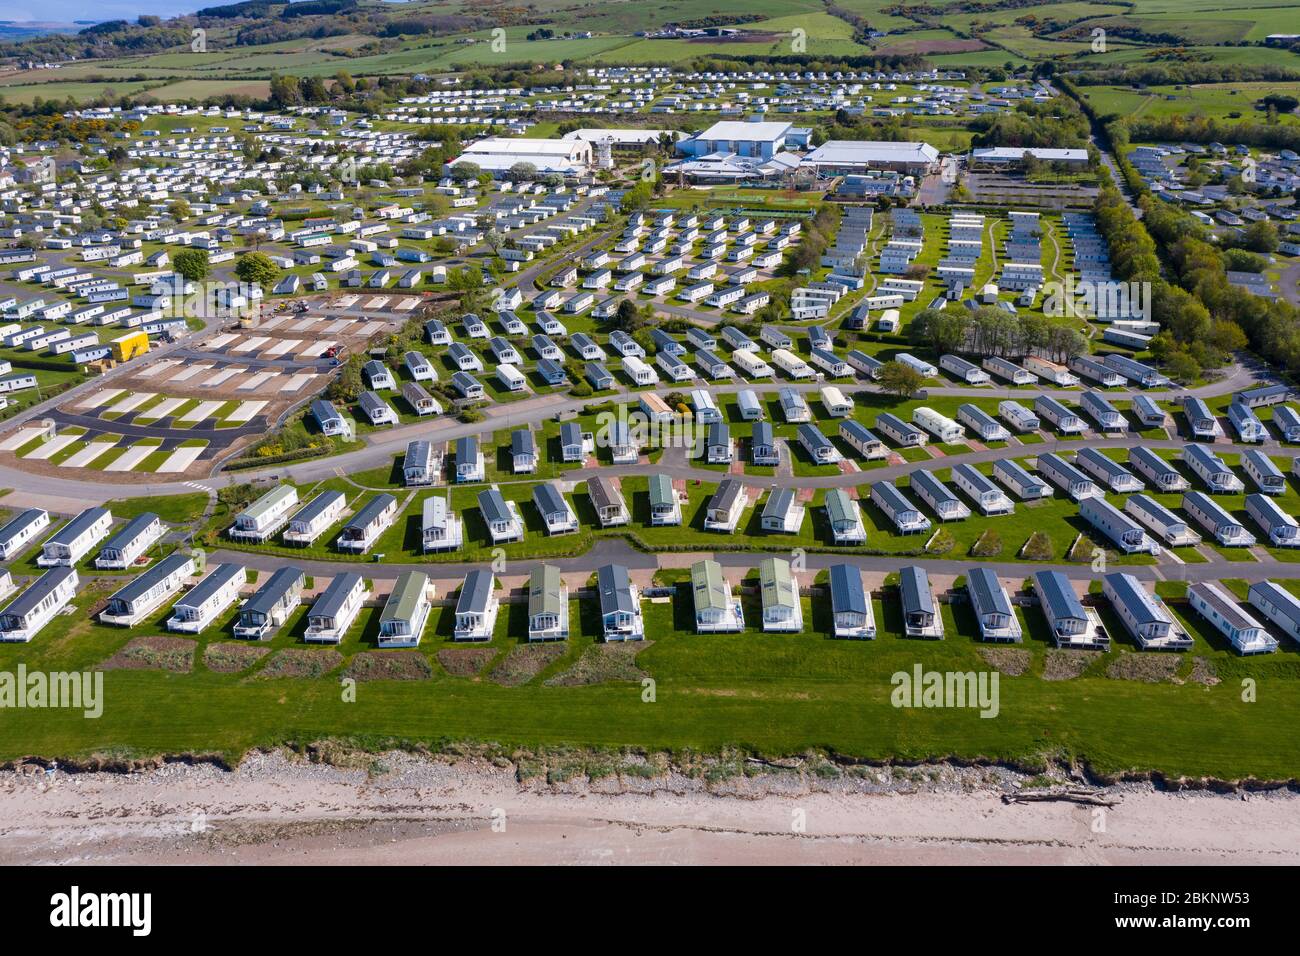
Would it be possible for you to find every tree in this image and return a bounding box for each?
[877,360,925,399]
[234,251,279,289]
[173,249,210,284]
[507,161,537,182]
[167,198,191,221]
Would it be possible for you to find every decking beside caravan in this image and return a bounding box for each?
[1182,491,1255,547]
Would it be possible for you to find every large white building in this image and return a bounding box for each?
[801,140,940,176]
[450,137,592,177]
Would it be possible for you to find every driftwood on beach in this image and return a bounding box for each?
[1001,788,1119,808]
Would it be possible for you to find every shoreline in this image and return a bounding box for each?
[2,751,1298,865]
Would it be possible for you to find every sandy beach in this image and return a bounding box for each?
[2,751,1298,865]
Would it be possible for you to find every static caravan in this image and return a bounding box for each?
[1033,571,1109,650]
[1183,444,1243,493]
[1228,401,1267,444]
[1124,494,1201,547]
[983,356,1034,385]
[1080,496,1157,555]
[840,420,886,460]
[750,422,781,466]
[1080,390,1127,433]
[1075,448,1143,493]
[336,494,399,553]
[957,404,1008,442]
[913,407,964,444]
[98,552,195,627]
[779,388,811,424]
[691,389,722,425]
[761,487,805,535]
[733,349,773,379]
[95,512,164,569]
[558,422,593,462]
[824,488,866,544]
[359,391,397,426]
[0,508,51,560]
[829,563,874,638]
[1036,453,1102,502]
[511,430,537,475]
[0,567,79,643]
[1069,355,1124,388]
[952,463,1013,516]
[526,565,569,642]
[690,559,745,633]
[38,507,113,567]
[736,389,765,421]
[1246,494,1299,547]
[166,562,245,634]
[455,436,485,482]
[404,350,434,382]
[896,353,937,378]
[1128,447,1187,493]
[648,474,682,527]
[403,439,439,486]
[876,412,926,447]
[1023,356,1078,386]
[1131,394,1166,429]
[910,470,970,522]
[657,352,695,382]
[1182,397,1221,440]
[1102,352,1166,388]
[478,488,524,543]
[819,386,853,418]
[847,350,883,380]
[998,401,1040,434]
[1103,572,1192,651]
[421,494,464,552]
[1243,449,1285,495]
[703,478,748,533]
[1034,396,1084,435]
[597,563,644,642]
[303,573,369,644]
[1272,405,1300,443]
[1188,583,1276,655]
[772,348,814,379]
[796,423,839,464]
[587,476,629,528]
[939,354,990,385]
[1182,491,1255,547]
[639,393,673,424]
[284,491,348,546]
[453,570,499,642]
[899,566,943,639]
[871,481,931,535]
[993,459,1051,500]
[1248,581,1300,645]
[967,568,1022,643]
[402,382,441,417]
[810,348,850,378]
[233,566,305,640]
[377,571,433,648]
[759,557,803,633]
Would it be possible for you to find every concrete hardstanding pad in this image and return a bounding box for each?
[0,426,53,451]
[232,336,269,353]
[226,400,267,423]
[263,338,301,357]
[207,333,238,350]
[179,400,223,423]
[298,340,336,358]
[134,361,178,380]
[280,373,315,392]
[76,389,125,410]
[168,363,211,383]
[157,445,206,473]
[140,397,185,420]
[60,440,119,468]
[238,371,277,391]
[106,392,156,415]
[202,367,242,388]
[23,433,80,460]
[106,445,156,471]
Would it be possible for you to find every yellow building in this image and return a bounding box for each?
[111,330,150,362]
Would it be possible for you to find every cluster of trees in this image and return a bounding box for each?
[970,98,1090,150]
[1126,114,1300,157]
[908,306,1087,363]
[779,204,842,276]
[1075,63,1300,88]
